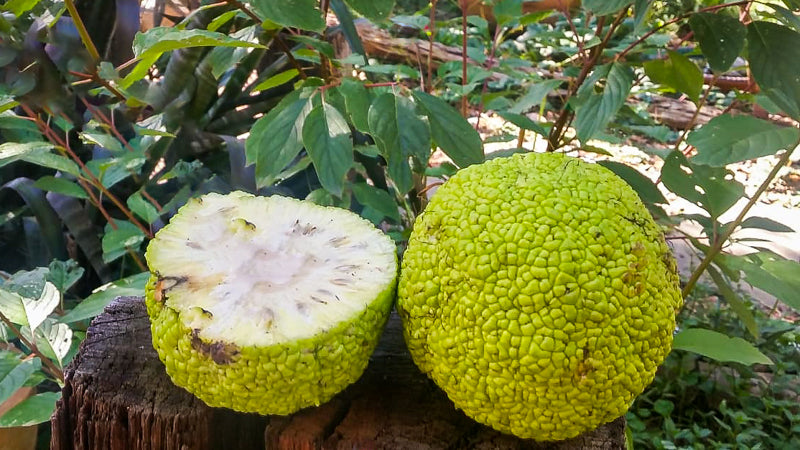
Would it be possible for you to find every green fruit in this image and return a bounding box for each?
[145,192,397,415]
[397,152,682,440]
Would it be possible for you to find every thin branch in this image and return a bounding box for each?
[681,137,800,298]
[64,0,100,62]
[0,311,64,382]
[427,0,438,93]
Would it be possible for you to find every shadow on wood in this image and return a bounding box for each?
[52,296,625,449]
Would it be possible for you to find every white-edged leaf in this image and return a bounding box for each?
[34,320,73,368]
[673,328,773,366]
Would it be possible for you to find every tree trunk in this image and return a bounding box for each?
[52,296,626,449]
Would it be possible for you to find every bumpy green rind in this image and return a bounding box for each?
[397,152,683,441]
[145,274,396,415]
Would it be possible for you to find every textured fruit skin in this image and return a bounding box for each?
[146,275,395,415]
[397,152,683,441]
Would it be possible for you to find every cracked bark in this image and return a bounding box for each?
[52,296,625,449]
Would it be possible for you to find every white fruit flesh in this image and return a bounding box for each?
[146,192,397,347]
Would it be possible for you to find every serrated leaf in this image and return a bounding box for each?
[339,79,371,133]
[246,90,313,188]
[368,93,431,193]
[574,63,634,143]
[351,183,401,223]
[688,115,800,166]
[33,176,88,200]
[660,150,744,219]
[747,21,800,119]
[101,221,146,263]
[583,0,632,16]
[596,161,667,206]
[508,79,562,114]
[411,91,483,168]
[715,252,800,311]
[707,265,759,338]
[249,0,326,31]
[127,192,161,224]
[302,103,354,197]
[34,320,72,368]
[689,13,746,73]
[60,272,150,324]
[0,391,60,427]
[673,328,772,366]
[0,358,40,406]
[644,51,704,103]
[344,0,394,21]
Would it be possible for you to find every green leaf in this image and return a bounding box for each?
[33,176,88,200]
[47,260,84,294]
[101,221,146,264]
[574,63,634,143]
[737,216,795,233]
[60,272,150,324]
[494,0,523,27]
[246,90,313,188]
[368,93,431,193]
[351,183,401,223]
[1,0,41,16]
[34,319,72,368]
[715,252,800,311]
[596,161,667,205]
[508,79,562,114]
[689,13,746,73]
[0,282,59,333]
[707,265,759,338]
[411,91,483,168]
[0,358,40,406]
[496,111,548,137]
[339,79,371,133]
[249,0,326,32]
[673,328,773,366]
[644,50,704,103]
[122,28,265,88]
[688,115,800,166]
[79,132,125,154]
[0,391,60,427]
[660,151,744,219]
[302,103,354,197]
[747,21,800,118]
[344,0,394,21]
[127,192,161,224]
[583,0,632,16]
[251,69,300,93]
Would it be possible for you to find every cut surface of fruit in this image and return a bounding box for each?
[146,192,397,347]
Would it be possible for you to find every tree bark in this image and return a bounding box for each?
[52,296,626,449]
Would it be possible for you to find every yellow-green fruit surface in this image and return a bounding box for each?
[397,152,683,441]
[145,192,397,415]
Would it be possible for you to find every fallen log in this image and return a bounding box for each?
[52,296,626,449]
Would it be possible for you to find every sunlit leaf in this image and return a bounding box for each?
[302,103,354,196]
[689,13,746,73]
[411,91,483,168]
[747,21,800,118]
[673,328,772,365]
[644,51,704,103]
[60,272,150,324]
[688,115,800,166]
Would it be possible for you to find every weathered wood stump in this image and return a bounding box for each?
[52,296,625,449]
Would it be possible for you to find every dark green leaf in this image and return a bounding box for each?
[249,0,326,31]
[339,79,371,133]
[411,91,483,168]
[496,111,548,137]
[689,13,746,73]
[101,221,145,264]
[46,260,83,294]
[2,178,68,261]
[344,0,394,22]
[574,63,634,142]
[351,183,401,223]
[583,0,632,16]
[330,0,367,56]
[0,358,40,406]
[653,399,674,417]
[494,0,523,27]
[707,265,759,338]
[738,216,795,233]
[688,115,800,166]
[302,103,353,196]
[644,51,704,103]
[747,21,800,118]
[673,328,773,366]
[33,176,88,200]
[368,93,431,193]
[508,79,562,114]
[246,90,313,188]
[0,391,60,427]
[127,192,161,224]
[597,161,667,205]
[660,151,744,219]
[60,272,150,324]
[715,251,800,311]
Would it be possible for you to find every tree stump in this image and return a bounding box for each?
[52,296,626,449]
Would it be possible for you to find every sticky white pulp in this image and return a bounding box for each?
[147,192,396,347]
